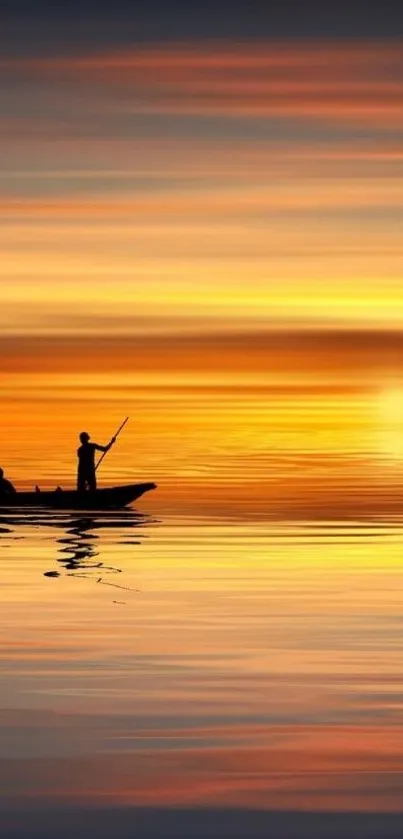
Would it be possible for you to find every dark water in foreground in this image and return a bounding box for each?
[2,507,403,837]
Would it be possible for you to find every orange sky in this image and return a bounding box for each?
[1,39,402,359]
[1,37,403,495]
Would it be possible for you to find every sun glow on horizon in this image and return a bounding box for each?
[378,387,403,460]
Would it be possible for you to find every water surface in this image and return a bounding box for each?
[2,383,403,836]
[2,508,403,826]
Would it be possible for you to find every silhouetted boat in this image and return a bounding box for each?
[0,482,156,510]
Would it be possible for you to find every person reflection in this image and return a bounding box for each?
[53,512,145,593]
[58,516,103,570]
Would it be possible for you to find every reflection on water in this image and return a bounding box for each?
[54,514,127,590]
[0,508,154,591]
[1,508,403,834]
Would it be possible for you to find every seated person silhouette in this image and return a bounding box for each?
[77,431,115,492]
[0,467,16,494]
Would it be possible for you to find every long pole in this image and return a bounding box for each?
[95,416,129,472]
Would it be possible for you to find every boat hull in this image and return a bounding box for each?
[0,482,156,510]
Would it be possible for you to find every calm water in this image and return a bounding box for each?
[2,384,403,836]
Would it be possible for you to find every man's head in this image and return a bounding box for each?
[80,432,90,444]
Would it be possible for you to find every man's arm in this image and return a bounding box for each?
[94,438,116,453]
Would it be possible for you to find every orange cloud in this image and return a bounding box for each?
[2,330,403,376]
[2,41,402,126]
[0,39,401,341]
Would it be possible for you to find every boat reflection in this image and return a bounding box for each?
[0,508,156,590]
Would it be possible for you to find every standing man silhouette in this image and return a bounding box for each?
[77,432,116,492]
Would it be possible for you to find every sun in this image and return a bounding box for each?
[380,388,403,424]
[379,387,403,460]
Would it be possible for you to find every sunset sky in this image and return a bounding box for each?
[1,1,402,372]
[1,1,403,496]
